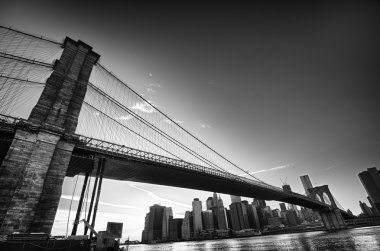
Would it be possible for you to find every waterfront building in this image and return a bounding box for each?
[242,200,260,229]
[202,210,214,230]
[225,209,232,229]
[210,193,228,230]
[192,198,203,236]
[231,195,242,203]
[206,197,214,210]
[181,211,193,240]
[368,196,380,215]
[253,199,266,208]
[279,203,287,212]
[286,210,298,227]
[300,174,314,196]
[142,213,150,242]
[359,201,374,217]
[359,167,380,213]
[268,217,283,228]
[162,207,173,241]
[229,201,250,230]
[282,184,299,215]
[169,218,183,241]
[256,206,267,227]
[145,204,166,242]
[272,209,281,218]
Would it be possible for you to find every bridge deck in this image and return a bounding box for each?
[0,116,331,211]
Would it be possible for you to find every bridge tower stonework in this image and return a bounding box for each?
[308,185,346,230]
[0,38,99,234]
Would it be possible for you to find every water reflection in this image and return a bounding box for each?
[128,226,380,251]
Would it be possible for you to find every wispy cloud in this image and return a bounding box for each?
[147,88,156,93]
[117,115,133,121]
[325,160,343,171]
[148,83,162,88]
[164,119,184,125]
[239,164,294,177]
[60,194,144,210]
[201,124,211,129]
[131,102,156,113]
[128,183,191,209]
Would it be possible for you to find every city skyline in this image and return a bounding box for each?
[1,0,379,241]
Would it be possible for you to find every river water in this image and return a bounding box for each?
[127,226,380,251]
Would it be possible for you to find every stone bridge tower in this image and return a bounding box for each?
[0,38,99,234]
[308,185,346,230]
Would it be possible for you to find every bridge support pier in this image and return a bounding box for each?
[318,208,346,230]
[308,185,346,230]
[0,38,99,235]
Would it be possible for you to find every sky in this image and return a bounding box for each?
[1,0,380,241]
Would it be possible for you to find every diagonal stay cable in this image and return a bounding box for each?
[88,82,229,174]
[97,63,265,183]
[83,101,184,161]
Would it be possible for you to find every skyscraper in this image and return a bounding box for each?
[231,195,242,203]
[181,211,193,240]
[145,204,165,242]
[202,210,214,230]
[279,203,287,212]
[206,197,214,210]
[192,198,203,235]
[162,207,173,241]
[242,201,260,229]
[359,201,374,217]
[300,175,313,196]
[358,167,380,213]
[229,200,250,230]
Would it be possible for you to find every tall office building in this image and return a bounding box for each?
[202,210,214,230]
[181,211,193,240]
[206,197,214,210]
[358,167,380,213]
[368,196,380,216]
[192,198,203,235]
[253,199,266,208]
[279,203,287,212]
[242,200,260,229]
[282,184,299,214]
[162,207,173,241]
[169,218,183,241]
[145,204,165,242]
[231,195,242,203]
[359,201,374,217]
[300,175,313,196]
[229,201,249,230]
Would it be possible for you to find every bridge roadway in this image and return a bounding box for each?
[0,115,335,213]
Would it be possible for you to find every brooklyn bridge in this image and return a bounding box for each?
[0,25,350,236]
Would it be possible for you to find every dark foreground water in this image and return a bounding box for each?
[127,226,380,251]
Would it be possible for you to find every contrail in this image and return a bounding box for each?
[60,194,145,210]
[128,183,191,209]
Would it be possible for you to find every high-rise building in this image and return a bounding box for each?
[181,211,193,240]
[210,193,228,230]
[368,196,380,216]
[206,197,214,210]
[162,207,173,241]
[144,204,165,242]
[279,203,287,212]
[192,198,203,235]
[286,210,298,227]
[229,201,250,230]
[202,210,214,230]
[169,218,183,241]
[282,184,299,214]
[253,199,266,208]
[300,175,313,196]
[231,195,242,203]
[142,213,150,242]
[358,167,380,213]
[242,201,260,229]
[359,201,374,217]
